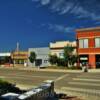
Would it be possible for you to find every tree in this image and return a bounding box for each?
[69,55,78,66]
[57,58,65,66]
[49,54,58,65]
[29,52,36,65]
[64,45,77,67]
[5,56,10,63]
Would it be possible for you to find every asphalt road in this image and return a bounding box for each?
[0,68,100,100]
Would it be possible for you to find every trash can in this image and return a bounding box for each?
[84,66,88,72]
[82,63,88,72]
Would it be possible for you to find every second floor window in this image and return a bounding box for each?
[59,52,64,58]
[95,38,100,48]
[79,39,88,48]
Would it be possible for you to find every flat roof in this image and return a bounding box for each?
[0,53,11,56]
[76,26,100,32]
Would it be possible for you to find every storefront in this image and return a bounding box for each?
[0,53,13,67]
[76,27,100,69]
[11,51,28,66]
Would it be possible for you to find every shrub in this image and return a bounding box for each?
[0,79,25,95]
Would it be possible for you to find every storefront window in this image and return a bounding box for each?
[79,39,88,48]
[95,38,100,48]
[84,39,88,48]
[59,52,64,58]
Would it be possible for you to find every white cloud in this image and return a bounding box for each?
[49,0,100,21]
[32,0,100,22]
[48,24,75,33]
[32,0,50,5]
[70,5,89,18]
[41,0,50,5]
[59,2,74,14]
[95,21,100,25]
[50,0,65,12]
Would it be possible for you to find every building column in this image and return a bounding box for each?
[89,54,96,69]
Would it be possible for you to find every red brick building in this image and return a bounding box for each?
[76,27,100,69]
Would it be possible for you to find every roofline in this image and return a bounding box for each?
[29,47,49,49]
[76,26,100,32]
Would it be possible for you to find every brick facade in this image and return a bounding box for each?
[76,27,100,68]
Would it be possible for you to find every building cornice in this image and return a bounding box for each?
[76,27,100,32]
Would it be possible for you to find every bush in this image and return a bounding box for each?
[49,55,58,65]
[0,79,25,95]
[67,66,81,70]
[57,58,65,66]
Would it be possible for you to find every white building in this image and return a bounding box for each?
[0,52,11,57]
[50,41,76,58]
[28,47,50,67]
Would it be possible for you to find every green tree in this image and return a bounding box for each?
[5,56,10,63]
[29,52,36,65]
[64,46,77,67]
[57,58,65,66]
[69,55,78,66]
[49,54,58,65]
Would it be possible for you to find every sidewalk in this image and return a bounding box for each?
[16,66,82,73]
[88,69,100,73]
[1,66,100,73]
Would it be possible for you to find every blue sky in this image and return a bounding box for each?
[0,0,100,51]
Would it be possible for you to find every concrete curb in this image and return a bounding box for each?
[18,68,83,73]
[0,67,100,73]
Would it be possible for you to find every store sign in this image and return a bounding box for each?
[80,57,88,60]
[0,53,11,56]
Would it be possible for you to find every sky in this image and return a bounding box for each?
[0,0,100,51]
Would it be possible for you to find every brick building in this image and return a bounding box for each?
[76,27,100,69]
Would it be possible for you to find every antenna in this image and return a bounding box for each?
[16,42,19,52]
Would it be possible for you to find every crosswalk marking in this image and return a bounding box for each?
[73,78,100,82]
[61,87,100,95]
[55,74,69,82]
[68,82,100,86]
[77,76,100,79]
[0,74,56,79]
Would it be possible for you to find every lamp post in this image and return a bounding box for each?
[11,50,14,67]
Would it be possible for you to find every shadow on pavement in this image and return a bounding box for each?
[47,93,82,100]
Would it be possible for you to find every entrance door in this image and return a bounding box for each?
[79,55,88,66]
[96,55,100,68]
[35,59,42,66]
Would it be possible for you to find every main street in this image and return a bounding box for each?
[0,68,100,100]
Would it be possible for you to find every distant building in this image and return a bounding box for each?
[28,47,50,67]
[76,27,100,69]
[49,41,76,58]
[0,52,12,67]
[11,51,28,66]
